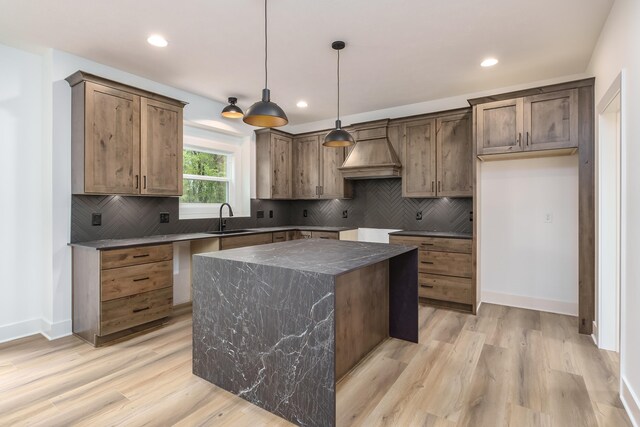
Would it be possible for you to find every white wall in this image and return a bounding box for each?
[479,156,579,316]
[0,43,47,341]
[588,0,640,423]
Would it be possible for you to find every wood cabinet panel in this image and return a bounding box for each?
[84,82,141,194]
[419,251,472,278]
[402,119,436,197]
[477,98,524,155]
[100,287,173,335]
[271,134,293,199]
[524,89,579,151]
[292,135,320,199]
[437,113,472,197]
[101,260,172,301]
[220,233,273,250]
[101,244,173,270]
[140,98,183,195]
[390,235,471,253]
[321,145,350,198]
[311,231,339,240]
[272,232,287,242]
[418,274,472,304]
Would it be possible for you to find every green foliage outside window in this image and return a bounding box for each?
[180,149,229,204]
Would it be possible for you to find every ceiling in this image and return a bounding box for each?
[0,0,613,125]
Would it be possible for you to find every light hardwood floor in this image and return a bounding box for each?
[0,303,631,427]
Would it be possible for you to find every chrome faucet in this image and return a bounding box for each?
[219,203,234,233]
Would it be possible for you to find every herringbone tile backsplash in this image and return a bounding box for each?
[71,179,472,242]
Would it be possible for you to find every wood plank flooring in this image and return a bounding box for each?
[0,303,631,426]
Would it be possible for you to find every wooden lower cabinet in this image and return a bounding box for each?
[311,231,339,240]
[220,233,274,250]
[390,235,474,312]
[72,243,174,346]
[272,231,287,243]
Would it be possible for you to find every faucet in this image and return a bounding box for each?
[219,203,234,233]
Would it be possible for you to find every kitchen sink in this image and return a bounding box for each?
[206,229,251,235]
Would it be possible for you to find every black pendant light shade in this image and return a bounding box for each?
[324,41,354,147]
[324,120,354,147]
[243,88,288,127]
[243,0,288,127]
[221,97,244,119]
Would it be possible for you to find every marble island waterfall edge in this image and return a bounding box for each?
[192,239,418,427]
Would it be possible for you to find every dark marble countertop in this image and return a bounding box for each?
[69,226,358,250]
[196,238,416,276]
[388,230,472,239]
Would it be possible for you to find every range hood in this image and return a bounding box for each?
[338,119,402,179]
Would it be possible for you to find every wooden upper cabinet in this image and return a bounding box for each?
[271,134,293,199]
[67,71,186,196]
[292,135,320,198]
[476,89,579,157]
[83,82,140,194]
[476,98,524,155]
[321,144,350,199]
[255,129,293,199]
[437,113,472,197]
[402,118,436,197]
[140,98,183,195]
[523,89,578,151]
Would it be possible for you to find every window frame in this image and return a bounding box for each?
[179,127,248,220]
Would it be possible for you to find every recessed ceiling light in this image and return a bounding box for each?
[481,58,499,67]
[296,100,308,108]
[147,35,168,47]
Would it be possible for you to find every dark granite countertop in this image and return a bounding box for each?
[195,239,415,276]
[69,226,357,250]
[388,230,472,239]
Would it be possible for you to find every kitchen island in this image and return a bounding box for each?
[192,239,418,427]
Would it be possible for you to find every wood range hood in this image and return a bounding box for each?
[338,119,402,179]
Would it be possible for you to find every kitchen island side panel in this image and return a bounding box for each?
[389,249,419,342]
[192,256,335,427]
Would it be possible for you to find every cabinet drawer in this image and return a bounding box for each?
[390,235,471,253]
[419,251,472,278]
[272,232,287,242]
[311,231,339,240]
[101,244,173,269]
[100,287,172,335]
[101,260,173,301]
[419,274,472,304]
[220,233,273,250]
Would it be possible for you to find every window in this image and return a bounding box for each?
[179,126,250,220]
[181,149,230,204]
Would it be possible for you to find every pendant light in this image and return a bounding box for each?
[323,41,355,147]
[221,97,244,119]
[243,0,288,127]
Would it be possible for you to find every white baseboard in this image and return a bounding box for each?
[0,317,72,344]
[0,318,42,344]
[40,318,72,340]
[622,377,640,427]
[481,291,578,316]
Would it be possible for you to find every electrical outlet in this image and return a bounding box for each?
[269,210,273,218]
[303,209,308,218]
[342,210,348,218]
[416,211,423,220]
[257,210,265,219]
[91,213,102,226]
[160,212,170,223]
[545,213,553,223]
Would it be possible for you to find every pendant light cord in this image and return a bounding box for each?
[337,49,340,121]
[264,0,268,88]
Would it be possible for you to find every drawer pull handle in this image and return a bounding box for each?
[420,284,435,289]
[133,306,150,313]
[420,261,434,265]
[133,277,150,282]
[133,254,150,258]
[420,243,434,246]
